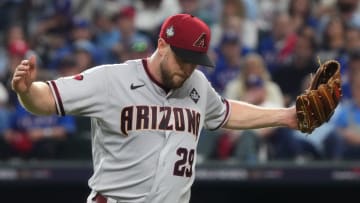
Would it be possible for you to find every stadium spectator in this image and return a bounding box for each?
[288,0,319,32]
[272,31,318,106]
[317,16,346,61]
[134,0,180,42]
[125,39,153,61]
[342,50,360,99]
[0,81,11,160]
[336,28,360,99]
[218,53,301,163]
[256,0,288,33]
[112,6,153,63]
[3,102,76,160]
[345,26,360,55]
[178,0,217,27]
[336,0,360,29]
[3,25,34,108]
[73,39,98,72]
[329,56,360,160]
[211,0,258,51]
[0,82,9,134]
[224,53,284,107]
[92,8,119,64]
[258,12,298,73]
[209,31,244,94]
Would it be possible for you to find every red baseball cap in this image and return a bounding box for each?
[8,40,28,56]
[159,14,214,67]
[119,6,135,19]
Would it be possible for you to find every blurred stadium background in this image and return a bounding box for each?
[1,0,360,202]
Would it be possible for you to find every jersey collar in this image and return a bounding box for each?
[142,58,171,93]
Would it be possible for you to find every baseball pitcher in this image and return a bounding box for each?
[12,14,337,203]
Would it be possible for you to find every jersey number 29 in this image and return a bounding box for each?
[173,147,195,177]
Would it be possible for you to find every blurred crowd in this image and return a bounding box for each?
[0,0,360,164]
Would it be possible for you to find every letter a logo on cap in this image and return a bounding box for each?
[193,33,207,48]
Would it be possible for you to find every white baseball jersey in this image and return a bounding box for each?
[47,59,230,203]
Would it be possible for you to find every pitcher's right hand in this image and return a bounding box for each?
[11,55,37,94]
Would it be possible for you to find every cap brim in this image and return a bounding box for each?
[171,46,215,67]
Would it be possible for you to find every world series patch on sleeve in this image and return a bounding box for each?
[296,59,342,134]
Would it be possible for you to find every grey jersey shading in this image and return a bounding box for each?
[47,59,230,203]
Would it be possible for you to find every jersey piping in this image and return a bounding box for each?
[47,80,65,116]
[211,99,230,130]
[142,59,170,93]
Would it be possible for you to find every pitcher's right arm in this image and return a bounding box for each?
[11,55,56,115]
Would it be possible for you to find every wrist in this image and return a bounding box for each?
[284,106,298,129]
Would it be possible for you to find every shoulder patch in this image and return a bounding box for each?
[189,88,200,104]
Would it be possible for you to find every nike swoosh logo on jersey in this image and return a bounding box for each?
[130,83,145,90]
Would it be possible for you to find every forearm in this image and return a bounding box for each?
[224,100,297,130]
[17,81,56,116]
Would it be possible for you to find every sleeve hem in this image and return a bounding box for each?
[209,98,230,131]
[47,80,66,116]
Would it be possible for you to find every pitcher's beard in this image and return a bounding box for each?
[160,63,187,89]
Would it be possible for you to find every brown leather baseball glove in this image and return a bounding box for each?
[296,59,342,134]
